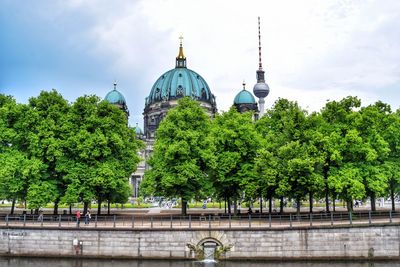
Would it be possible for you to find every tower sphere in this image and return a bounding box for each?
[253,82,270,98]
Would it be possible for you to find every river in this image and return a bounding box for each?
[0,258,398,267]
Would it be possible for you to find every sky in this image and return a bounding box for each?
[1,0,400,127]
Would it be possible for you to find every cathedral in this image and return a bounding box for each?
[105,18,270,198]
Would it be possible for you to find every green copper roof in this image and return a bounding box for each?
[234,89,256,104]
[134,124,143,135]
[145,41,215,106]
[105,89,126,105]
[146,67,214,106]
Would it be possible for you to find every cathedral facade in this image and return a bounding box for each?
[105,18,270,198]
[143,39,217,139]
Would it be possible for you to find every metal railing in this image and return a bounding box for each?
[0,211,398,230]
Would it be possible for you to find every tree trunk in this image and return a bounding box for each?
[181,198,187,215]
[107,200,111,215]
[10,198,16,215]
[53,200,59,215]
[390,179,395,212]
[83,202,89,215]
[323,157,330,213]
[224,195,227,214]
[259,196,263,214]
[370,193,376,211]
[346,199,353,212]
[268,196,272,213]
[97,198,102,215]
[233,198,238,215]
[69,204,72,215]
[332,192,336,212]
[227,197,232,215]
[279,196,284,214]
[325,188,330,213]
[309,192,313,213]
[296,197,301,215]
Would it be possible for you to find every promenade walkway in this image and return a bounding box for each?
[0,209,398,230]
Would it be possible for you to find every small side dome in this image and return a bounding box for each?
[105,90,126,105]
[134,123,145,140]
[105,82,127,105]
[104,82,129,119]
[234,87,256,104]
[233,82,259,115]
[135,123,143,135]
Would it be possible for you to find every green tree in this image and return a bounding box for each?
[0,94,45,213]
[210,107,261,215]
[0,94,17,152]
[309,110,342,212]
[59,95,141,214]
[141,97,214,215]
[25,90,70,213]
[0,150,45,213]
[254,149,279,213]
[356,102,391,211]
[383,109,400,211]
[320,97,365,212]
[330,129,371,211]
[255,98,323,213]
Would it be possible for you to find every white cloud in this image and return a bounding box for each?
[4,0,400,126]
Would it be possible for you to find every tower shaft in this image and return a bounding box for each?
[252,16,270,117]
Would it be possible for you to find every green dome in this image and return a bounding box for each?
[105,87,126,105]
[135,124,143,135]
[234,89,256,104]
[145,41,215,107]
[146,68,213,106]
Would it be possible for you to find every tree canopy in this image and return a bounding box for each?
[0,91,142,214]
[2,90,400,214]
[141,97,214,215]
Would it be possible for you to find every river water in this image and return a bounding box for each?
[0,258,398,267]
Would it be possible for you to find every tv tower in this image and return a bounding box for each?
[252,17,270,117]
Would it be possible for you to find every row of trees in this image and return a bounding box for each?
[142,97,400,215]
[0,91,142,214]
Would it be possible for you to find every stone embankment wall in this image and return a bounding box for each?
[0,224,399,260]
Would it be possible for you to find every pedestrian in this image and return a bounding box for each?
[85,210,91,225]
[76,210,81,227]
[37,210,43,222]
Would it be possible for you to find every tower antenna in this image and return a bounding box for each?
[258,16,263,70]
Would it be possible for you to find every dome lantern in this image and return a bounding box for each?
[176,36,187,68]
